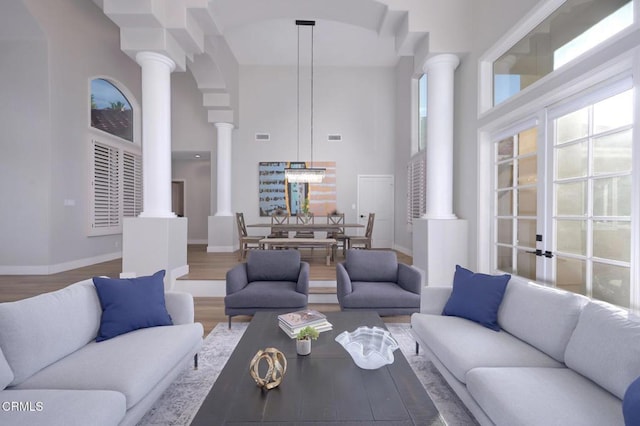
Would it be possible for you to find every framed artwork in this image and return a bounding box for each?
[258,161,336,216]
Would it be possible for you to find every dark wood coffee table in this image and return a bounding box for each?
[191,311,440,425]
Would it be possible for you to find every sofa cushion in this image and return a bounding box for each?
[224,281,307,309]
[0,389,126,426]
[565,301,640,400]
[93,270,173,342]
[0,347,14,390]
[0,280,101,386]
[345,250,398,282]
[624,376,640,426]
[341,282,420,309]
[246,250,301,282]
[411,314,563,384]
[442,265,510,331]
[467,367,623,426]
[497,279,588,362]
[14,323,202,409]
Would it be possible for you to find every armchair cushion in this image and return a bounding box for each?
[246,250,301,282]
[343,282,420,309]
[224,281,308,309]
[345,250,397,282]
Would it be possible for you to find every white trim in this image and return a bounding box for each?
[0,251,122,275]
[393,243,412,257]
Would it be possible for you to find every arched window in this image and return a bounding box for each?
[90,78,133,142]
[89,78,141,235]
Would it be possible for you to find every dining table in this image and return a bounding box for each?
[246,221,364,233]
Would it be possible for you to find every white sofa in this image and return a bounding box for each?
[411,278,640,426]
[0,278,203,426]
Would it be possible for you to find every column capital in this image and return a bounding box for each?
[422,53,460,73]
[135,51,176,72]
[214,122,234,130]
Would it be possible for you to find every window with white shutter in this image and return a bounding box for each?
[123,151,143,218]
[407,152,426,224]
[92,141,121,234]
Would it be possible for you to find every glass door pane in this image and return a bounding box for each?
[493,127,539,278]
[552,89,633,307]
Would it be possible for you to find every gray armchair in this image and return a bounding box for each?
[336,249,421,316]
[224,250,309,327]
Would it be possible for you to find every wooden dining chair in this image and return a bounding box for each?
[269,212,289,238]
[294,213,315,239]
[236,212,265,260]
[327,213,348,256]
[349,213,375,250]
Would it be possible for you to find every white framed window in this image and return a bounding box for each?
[418,74,427,152]
[89,77,141,236]
[479,0,637,114]
[407,151,426,224]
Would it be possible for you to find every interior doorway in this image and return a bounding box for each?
[172,180,185,217]
[357,175,394,248]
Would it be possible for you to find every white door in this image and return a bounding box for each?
[357,175,394,248]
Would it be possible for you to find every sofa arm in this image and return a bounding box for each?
[397,263,422,294]
[336,262,353,303]
[421,287,453,314]
[226,263,249,295]
[297,262,310,295]
[165,291,195,325]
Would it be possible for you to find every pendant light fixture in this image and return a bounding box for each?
[284,19,325,184]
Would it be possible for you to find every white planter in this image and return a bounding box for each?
[296,338,311,356]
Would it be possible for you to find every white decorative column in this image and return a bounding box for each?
[215,122,233,216]
[413,54,468,292]
[424,54,459,219]
[136,52,176,218]
[121,51,188,289]
[207,122,236,252]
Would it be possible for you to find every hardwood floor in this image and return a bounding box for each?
[0,245,412,334]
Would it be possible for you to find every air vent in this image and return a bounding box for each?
[328,134,342,142]
[255,133,270,141]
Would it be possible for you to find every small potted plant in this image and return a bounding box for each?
[296,326,319,356]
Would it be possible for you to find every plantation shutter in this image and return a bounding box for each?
[407,152,426,224]
[92,141,121,231]
[123,151,143,217]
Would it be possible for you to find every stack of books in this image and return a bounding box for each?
[277,309,333,339]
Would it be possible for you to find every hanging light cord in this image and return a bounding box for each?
[310,24,314,169]
[296,24,300,164]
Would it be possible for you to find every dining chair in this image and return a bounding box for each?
[269,212,289,238]
[349,213,375,249]
[235,212,265,260]
[294,213,315,239]
[327,213,348,256]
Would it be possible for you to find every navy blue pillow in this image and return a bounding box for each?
[92,270,172,342]
[442,265,510,331]
[624,376,640,425]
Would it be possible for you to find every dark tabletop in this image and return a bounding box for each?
[191,311,440,425]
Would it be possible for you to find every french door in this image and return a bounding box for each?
[492,79,634,308]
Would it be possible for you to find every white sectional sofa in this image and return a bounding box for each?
[411,278,640,426]
[0,278,203,426]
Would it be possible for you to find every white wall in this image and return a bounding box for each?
[233,65,396,227]
[0,0,143,271]
[393,56,415,254]
[172,159,211,243]
[171,70,215,152]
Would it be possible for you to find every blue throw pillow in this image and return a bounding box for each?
[442,265,511,331]
[92,270,172,342]
[624,376,640,425]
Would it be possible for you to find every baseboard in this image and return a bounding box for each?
[0,251,122,276]
[188,239,208,245]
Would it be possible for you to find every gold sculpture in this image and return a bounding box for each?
[249,347,287,389]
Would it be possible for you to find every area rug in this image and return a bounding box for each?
[138,323,478,425]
